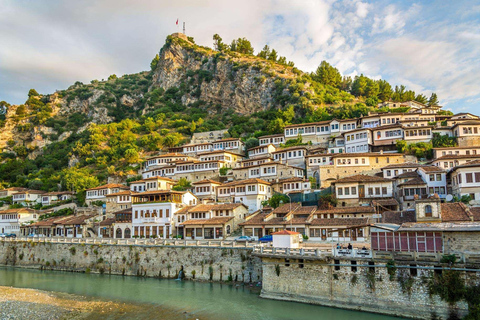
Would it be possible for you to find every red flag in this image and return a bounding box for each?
[176,19,178,25]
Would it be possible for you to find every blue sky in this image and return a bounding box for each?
[1,0,479,114]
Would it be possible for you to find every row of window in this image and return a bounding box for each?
[453,172,480,185]
[134,209,170,219]
[346,145,369,153]
[441,149,478,156]
[346,132,368,141]
[405,129,431,137]
[337,186,388,196]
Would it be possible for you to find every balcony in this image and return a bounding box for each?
[140,217,164,223]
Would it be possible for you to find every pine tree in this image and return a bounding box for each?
[428,93,439,106]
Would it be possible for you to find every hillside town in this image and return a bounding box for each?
[2,101,480,259]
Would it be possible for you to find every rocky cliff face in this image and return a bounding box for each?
[151,33,302,114]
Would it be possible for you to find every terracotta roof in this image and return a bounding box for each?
[293,206,317,215]
[57,214,96,225]
[272,146,308,153]
[441,203,477,222]
[418,166,445,173]
[272,230,300,235]
[278,177,308,183]
[187,203,246,213]
[86,184,128,191]
[381,210,416,224]
[397,177,426,186]
[192,179,222,185]
[213,138,242,143]
[42,191,75,196]
[284,121,330,128]
[180,216,233,225]
[372,199,399,207]
[272,203,302,214]
[451,160,480,171]
[434,155,480,161]
[106,190,136,197]
[333,174,392,184]
[0,208,36,214]
[100,217,115,226]
[132,190,187,196]
[174,206,195,215]
[315,206,375,215]
[395,171,420,179]
[330,152,403,158]
[382,162,422,169]
[452,120,480,128]
[139,176,176,182]
[310,218,368,227]
[16,189,46,195]
[247,144,275,151]
[220,178,271,187]
[258,134,284,138]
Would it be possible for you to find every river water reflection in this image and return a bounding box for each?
[0,267,407,320]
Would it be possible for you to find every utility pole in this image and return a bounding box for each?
[183,22,185,35]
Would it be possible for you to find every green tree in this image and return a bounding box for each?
[268,118,286,134]
[213,34,227,51]
[62,167,99,193]
[428,93,439,106]
[262,193,290,209]
[351,74,368,97]
[108,74,117,81]
[268,49,278,62]
[245,137,259,150]
[314,61,342,87]
[230,37,254,54]
[377,80,393,102]
[124,148,139,164]
[415,94,428,104]
[150,54,160,71]
[28,89,39,97]
[257,45,270,59]
[172,177,192,191]
[15,105,27,116]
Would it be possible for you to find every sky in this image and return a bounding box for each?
[1,0,479,114]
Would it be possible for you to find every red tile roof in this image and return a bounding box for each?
[272,230,300,235]
[333,174,392,184]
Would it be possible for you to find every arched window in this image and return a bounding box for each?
[226,225,231,234]
[425,205,433,217]
[124,228,131,238]
[116,228,122,239]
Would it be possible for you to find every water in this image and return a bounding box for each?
[0,267,406,320]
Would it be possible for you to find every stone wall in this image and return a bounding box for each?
[260,256,475,319]
[0,241,262,283]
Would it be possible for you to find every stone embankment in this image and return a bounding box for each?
[0,239,262,283]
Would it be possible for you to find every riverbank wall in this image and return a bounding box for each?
[260,255,476,320]
[0,241,262,283]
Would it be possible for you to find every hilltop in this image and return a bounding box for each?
[0,33,442,197]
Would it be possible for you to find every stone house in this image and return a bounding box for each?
[343,127,372,154]
[105,190,135,214]
[192,179,222,201]
[0,187,29,198]
[40,191,74,206]
[112,208,133,238]
[271,146,307,169]
[452,120,480,147]
[331,174,394,207]
[179,203,248,240]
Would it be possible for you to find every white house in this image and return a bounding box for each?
[258,134,285,146]
[12,190,46,206]
[0,208,38,235]
[216,178,272,213]
[40,191,74,206]
[131,190,198,239]
[344,128,372,153]
[450,160,480,205]
[192,179,222,201]
[85,184,129,206]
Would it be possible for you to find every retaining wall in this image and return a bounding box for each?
[0,241,262,283]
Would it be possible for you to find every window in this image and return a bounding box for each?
[338,188,343,196]
[466,173,473,183]
[382,187,387,195]
[425,205,433,217]
[344,188,350,196]
[351,187,357,195]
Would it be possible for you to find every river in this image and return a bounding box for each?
[0,267,406,320]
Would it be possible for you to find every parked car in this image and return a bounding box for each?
[259,235,273,242]
[0,233,7,238]
[235,236,253,242]
[5,233,16,238]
